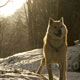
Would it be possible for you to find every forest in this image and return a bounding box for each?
[0,0,80,80]
[0,0,80,58]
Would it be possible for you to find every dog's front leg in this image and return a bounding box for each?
[46,63,53,80]
[59,61,67,80]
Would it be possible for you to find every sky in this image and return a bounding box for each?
[0,0,27,17]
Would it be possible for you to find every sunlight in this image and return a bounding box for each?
[0,0,27,17]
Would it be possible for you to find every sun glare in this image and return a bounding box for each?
[0,0,26,17]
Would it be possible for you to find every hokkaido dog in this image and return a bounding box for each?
[37,17,68,80]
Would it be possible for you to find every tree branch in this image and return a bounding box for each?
[0,0,11,8]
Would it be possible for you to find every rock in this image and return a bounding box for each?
[67,44,80,71]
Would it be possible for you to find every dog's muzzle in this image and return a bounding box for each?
[54,29,62,37]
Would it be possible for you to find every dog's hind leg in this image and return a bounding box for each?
[36,58,45,74]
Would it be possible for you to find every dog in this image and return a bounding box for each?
[37,17,68,80]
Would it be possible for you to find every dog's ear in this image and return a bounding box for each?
[60,17,64,23]
[49,17,54,25]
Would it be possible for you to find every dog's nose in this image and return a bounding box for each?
[58,29,62,35]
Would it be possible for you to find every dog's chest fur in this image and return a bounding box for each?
[43,34,66,63]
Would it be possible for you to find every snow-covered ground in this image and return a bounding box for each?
[0,44,80,80]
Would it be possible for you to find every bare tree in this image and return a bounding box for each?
[27,0,59,49]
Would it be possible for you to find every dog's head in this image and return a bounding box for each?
[48,17,67,39]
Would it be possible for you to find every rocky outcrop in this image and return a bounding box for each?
[67,44,80,71]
